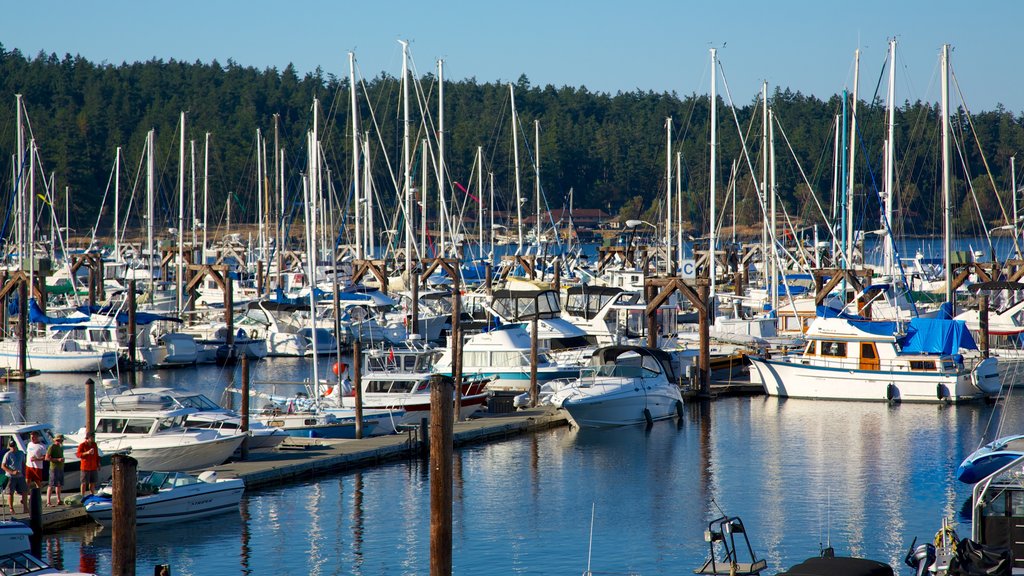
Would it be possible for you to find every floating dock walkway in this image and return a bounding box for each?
[20,408,568,532]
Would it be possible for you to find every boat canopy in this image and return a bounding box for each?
[588,345,677,382]
[898,317,977,354]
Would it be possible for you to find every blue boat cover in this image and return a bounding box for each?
[29,299,86,325]
[898,317,977,354]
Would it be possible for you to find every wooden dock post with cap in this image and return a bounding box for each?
[111,454,138,576]
[429,374,454,576]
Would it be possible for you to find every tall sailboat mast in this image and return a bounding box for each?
[941,43,952,306]
[177,112,186,313]
[400,40,413,275]
[438,59,447,257]
[349,52,362,261]
[847,49,860,267]
[535,119,541,254]
[510,84,524,251]
[666,117,673,272]
[114,146,121,263]
[883,38,897,278]
[709,48,718,301]
[147,129,155,298]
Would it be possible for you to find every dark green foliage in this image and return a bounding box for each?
[0,45,1020,238]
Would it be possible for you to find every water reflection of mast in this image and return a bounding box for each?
[695,400,712,509]
[352,472,365,571]
[17,380,26,420]
[239,495,251,574]
[530,432,540,502]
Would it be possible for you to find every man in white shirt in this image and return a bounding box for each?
[25,432,46,491]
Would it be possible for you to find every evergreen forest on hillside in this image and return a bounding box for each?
[2,45,1023,242]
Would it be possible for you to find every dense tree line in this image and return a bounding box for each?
[1,45,1022,243]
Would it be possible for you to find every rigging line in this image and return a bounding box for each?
[773,113,842,254]
[356,72,403,219]
[715,64,805,316]
[88,158,119,250]
[855,121,918,319]
[952,127,995,259]
[951,66,1019,256]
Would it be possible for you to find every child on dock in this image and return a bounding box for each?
[45,434,65,506]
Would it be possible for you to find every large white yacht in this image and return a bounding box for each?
[70,407,246,471]
[748,312,1000,403]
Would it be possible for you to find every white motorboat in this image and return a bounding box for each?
[0,520,94,574]
[748,312,1000,403]
[235,300,337,357]
[84,470,244,527]
[320,346,489,426]
[433,325,580,395]
[0,337,117,373]
[96,387,286,450]
[71,407,246,471]
[550,345,684,428]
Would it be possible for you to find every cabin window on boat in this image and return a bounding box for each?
[89,329,113,343]
[909,360,936,370]
[157,417,185,432]
[125,419,156,434]
[97,418,129,433]
[492,351,530,367]
[464,351,490,366]
[805,341,816,355]
[403,356,417,371]
[820,341,846,357]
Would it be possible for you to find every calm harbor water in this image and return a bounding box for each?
[7,358,1024,574]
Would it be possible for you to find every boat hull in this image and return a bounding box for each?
[99,434,245,471]
[85,479,244,526]
[749,356,998,403]
[558,380,683,428]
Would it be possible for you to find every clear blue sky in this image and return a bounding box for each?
[2,0,1021,113]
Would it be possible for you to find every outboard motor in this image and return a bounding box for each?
[903,538,936,576]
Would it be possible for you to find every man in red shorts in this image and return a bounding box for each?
[25,432,46,491]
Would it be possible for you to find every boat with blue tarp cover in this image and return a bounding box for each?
[748,306,1000,403]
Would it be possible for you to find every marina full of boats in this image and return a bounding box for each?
[6,37,1024,575]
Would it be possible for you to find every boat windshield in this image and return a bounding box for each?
[584,365,657,379]
[177,395,221,411]
[0,551,50,574]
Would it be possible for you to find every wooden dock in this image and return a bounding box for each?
[16,408,568,533]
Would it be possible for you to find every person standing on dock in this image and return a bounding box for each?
[2,441,28,514]
[76,432,100,495]
[25,432,46,491]
[45,434,65,506]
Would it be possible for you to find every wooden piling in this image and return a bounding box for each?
[225,275,235,356]
[111,454,138,576]
[698,282,711,397]
[29,487,41,558]
[980,294,990,359]
[353,338,363,440]
[240,354,250,460]
[484,263,493,295]
[84,378,95,437]
[429,374,454,576]
[452,273,462,421]
[646,283,657,348]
